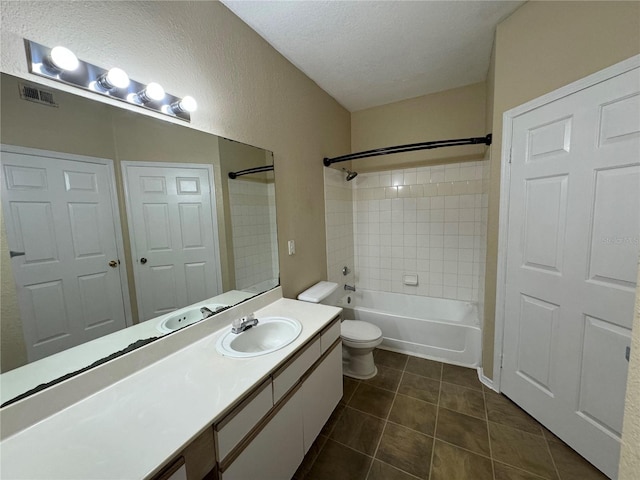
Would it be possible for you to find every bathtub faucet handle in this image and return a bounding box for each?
[342,266,350,276]
[344,284,356,292]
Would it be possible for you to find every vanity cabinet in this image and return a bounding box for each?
[218,317,342,479]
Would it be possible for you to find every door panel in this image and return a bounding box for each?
[578,316,630,437]
[502,67,639,478]
[588,166,639,288]
[1,150,128,361]
[123,163,222,321]
[68,202,103,257]
[521,175,568,273]
[516,295,559,396]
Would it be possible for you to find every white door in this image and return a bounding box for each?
[1,148,130,362]
[501,67,639,478]
[122,162,222,321]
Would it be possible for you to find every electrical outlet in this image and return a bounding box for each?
[287,240,295,256]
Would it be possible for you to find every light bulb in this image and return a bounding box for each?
[144,82,165,101]
[48,46,79,72]
[97,67,130,90]
[179,96,197,113]
[171,95,198,114]
[131,82,165,104]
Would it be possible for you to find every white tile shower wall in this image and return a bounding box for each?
[352,161,489,302]
[229,180,278,290]
[324,167,355,288]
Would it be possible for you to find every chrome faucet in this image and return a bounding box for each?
[201,305,226,319]
[232,314,259,334]
[344,284,356,292]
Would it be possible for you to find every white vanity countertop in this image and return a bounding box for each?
[0,298,342,480]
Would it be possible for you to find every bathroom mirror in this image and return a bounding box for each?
[0,73,279,403]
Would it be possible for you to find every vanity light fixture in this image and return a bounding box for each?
[25,39,195,122]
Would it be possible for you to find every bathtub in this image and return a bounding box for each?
[335,289,481,367]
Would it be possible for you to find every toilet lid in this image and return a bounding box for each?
[341,320,382,342]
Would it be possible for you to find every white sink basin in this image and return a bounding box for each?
[157,305,226,333]
[216,316,302,358]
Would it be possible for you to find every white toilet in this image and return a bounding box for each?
[298,281,383,380]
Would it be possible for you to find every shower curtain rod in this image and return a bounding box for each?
[228,165,274,179]
[323,134,492,166]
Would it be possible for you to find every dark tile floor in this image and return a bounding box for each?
[294,349,608,480]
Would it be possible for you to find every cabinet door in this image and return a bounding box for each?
[221,387,304,480]
[302,342,343,453]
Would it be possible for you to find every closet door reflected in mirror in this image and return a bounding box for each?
[122,162,222,321]
[1,149,130,362]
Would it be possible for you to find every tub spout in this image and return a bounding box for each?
[344,284,356,292]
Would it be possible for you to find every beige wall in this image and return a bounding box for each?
[0,1,350,307]
[351,82,487,171]
[482,0,640,378]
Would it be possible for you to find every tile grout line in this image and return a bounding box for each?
[365,354,408,480]
[482,386,496,480]
[371,459,424,480]
[427,363,443,480]
[428,437,495,463]
[492,460,551,480]
[543,433,562,480]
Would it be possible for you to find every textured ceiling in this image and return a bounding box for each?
[222,0,524,112]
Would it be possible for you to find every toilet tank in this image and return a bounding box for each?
[297,281,339,304]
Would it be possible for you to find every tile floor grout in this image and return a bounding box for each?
[543,429,562,480]
[426,364,442,480]
[481,381,497,480]
[365,356,408,480]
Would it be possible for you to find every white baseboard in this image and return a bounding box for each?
[478,367,499,392]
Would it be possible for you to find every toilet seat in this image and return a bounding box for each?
[341,320,382,343]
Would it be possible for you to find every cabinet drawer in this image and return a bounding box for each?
[272,336,321,403]
[215,379,272,462]
[320,317,341,353]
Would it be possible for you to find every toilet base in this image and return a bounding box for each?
[343,364,378,380]
[342,346,379,379]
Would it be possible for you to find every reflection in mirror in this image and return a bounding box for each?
[218,138,278,294]
[0,73,279,404]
